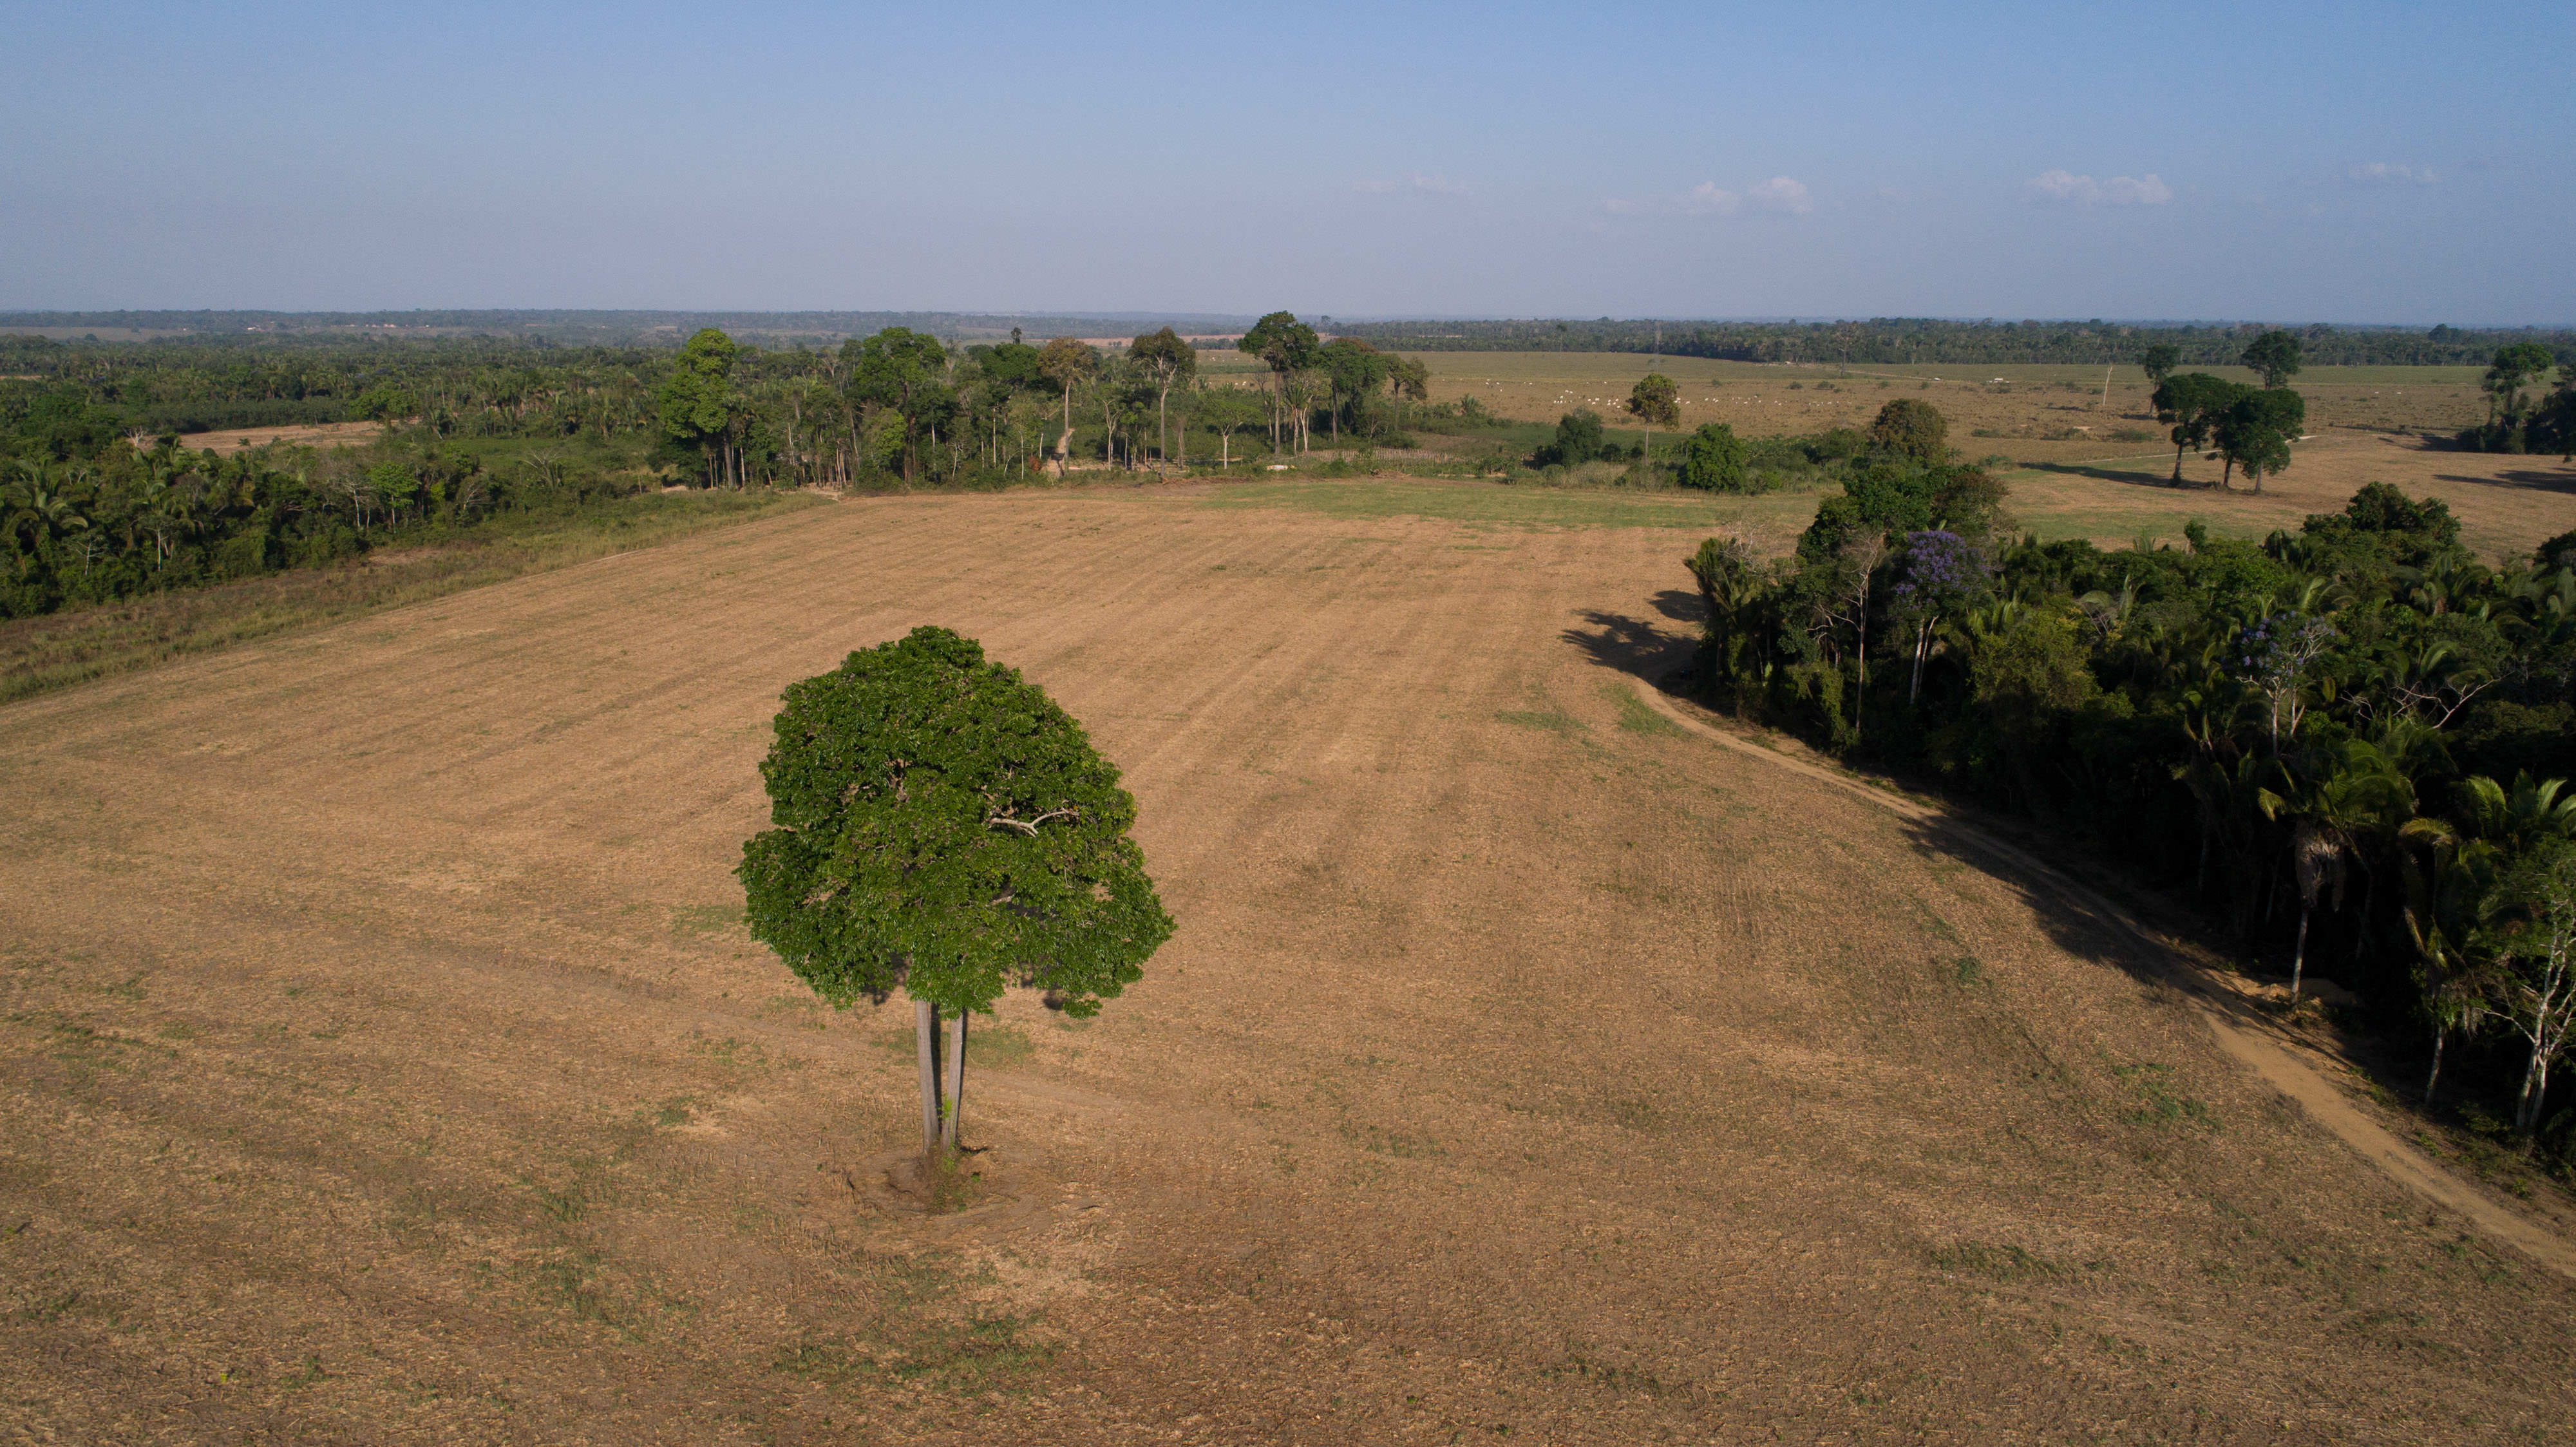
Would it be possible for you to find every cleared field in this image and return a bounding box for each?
[173,420,390,455]
[1410,352,2494,454]
[1401,352,2573,558]
[5,488,2574,1444]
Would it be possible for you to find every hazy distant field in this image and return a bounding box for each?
[1397,352,2567,557]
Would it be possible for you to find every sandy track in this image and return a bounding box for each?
[3,490,2572,1444]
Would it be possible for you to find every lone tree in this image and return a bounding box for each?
[1868,397,1949,465]
[2240,329,2304,388]
[1625,374,1680,459]
[2139,342,2183,388]
[738,627,1174,1161]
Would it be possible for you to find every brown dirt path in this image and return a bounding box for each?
[1624,681,2576,1280]
[3,490,2571,1444]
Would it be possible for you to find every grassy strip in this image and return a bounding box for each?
[0,489,826,705]
[1200,475,1828,533]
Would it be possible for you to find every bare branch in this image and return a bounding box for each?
[985,806,1078,836]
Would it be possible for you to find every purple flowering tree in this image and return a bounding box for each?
[2235,611,2338,748]
[1890,530,1994,704]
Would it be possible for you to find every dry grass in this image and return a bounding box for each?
[0,489,825,704]
[4,489,2571,1442]
[1403,352,2573,558]
[169,421,391,455]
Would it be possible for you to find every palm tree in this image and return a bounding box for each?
[2259,752,2409,998]
[2398,820,2501,1101]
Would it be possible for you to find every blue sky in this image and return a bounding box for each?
[5,1,2568,321]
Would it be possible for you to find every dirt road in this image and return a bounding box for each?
[3,488,2571,1444]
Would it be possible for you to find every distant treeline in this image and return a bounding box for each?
[1332,318,2576,369]
[0,309,1257,348]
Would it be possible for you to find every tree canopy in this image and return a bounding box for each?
[737,625,1173,1022]
[1678,422,1749,492]
[2240,329,2304,388]
[1867,397,1949,465]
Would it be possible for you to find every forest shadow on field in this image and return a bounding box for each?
[1565,598,2278,1036]
[2436,468,2576,495]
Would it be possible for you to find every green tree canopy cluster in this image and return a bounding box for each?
[1683,441,2576,1160]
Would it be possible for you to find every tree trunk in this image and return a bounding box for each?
[2425,1029,2445,1104]
[2291,907,2309,998]
[914,999,941,1155]
[942,1011,967,1150]
[2519,1049,2546,1136]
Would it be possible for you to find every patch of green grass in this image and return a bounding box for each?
[869,1021,1035,1069]
[668,903,743,938]
[280,1354,328,1390]
[966,1024,1035,1069]
[1605,684,1683,736]
[1497,708,1583,735]
[1201,477,1820,533]
[2114,1063,2215,1129]
[1927,1242,2067,1281]
[772,1253,1055,1398]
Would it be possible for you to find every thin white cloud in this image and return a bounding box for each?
[1356,172,1470,196]
[2029,169,2172,205]
[1605,177,1809,218]
[1748,176,1813,214]
[2347,161,2438,185]
[1679,182,1740,215]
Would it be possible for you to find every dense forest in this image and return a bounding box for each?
[1677,392,2576,1170]
[0,314,1428,619]
[1335,316,2576,370]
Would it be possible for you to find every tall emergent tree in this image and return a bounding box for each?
[738,627,1175,1159]
[656,327,740,486]
[2484,341,2558,425]
[844,327,954,482]
[1239,311,1320,453]
[1626,373,1680,460]
[1037,338,1096,472]
[1128,327,1198,463]
[2240,329,2304,388]
[2140,343,2183,388]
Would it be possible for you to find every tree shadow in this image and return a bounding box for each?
[1560,609,1697,687]
[2019,459,2195,490]
[1648,589,1703,624]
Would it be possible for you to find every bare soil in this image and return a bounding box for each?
[175,421,388,455]
[5,489,2574,1444]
